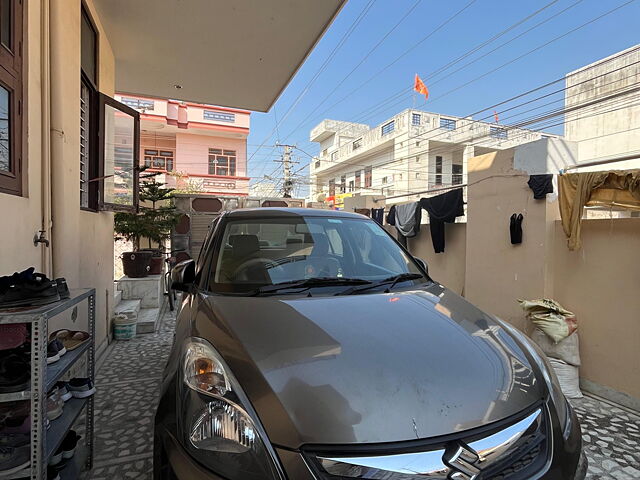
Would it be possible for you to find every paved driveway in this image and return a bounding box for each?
[85,309,639,479]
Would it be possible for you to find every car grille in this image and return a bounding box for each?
[303,404,550,480]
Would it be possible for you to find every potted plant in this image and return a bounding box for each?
[114,173,181,278]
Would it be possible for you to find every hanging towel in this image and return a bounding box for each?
[394,202,421,238]
[419,188,464,253]
[371,208,385,225]
[527,174,554,199]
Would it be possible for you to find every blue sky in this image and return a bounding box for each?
[247,0,640,194]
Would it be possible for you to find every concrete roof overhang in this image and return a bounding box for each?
[93,0,346,112]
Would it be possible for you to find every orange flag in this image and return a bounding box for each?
[414,74,429,100]
[494,110,499,123]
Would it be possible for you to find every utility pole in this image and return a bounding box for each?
[275,144,298,198]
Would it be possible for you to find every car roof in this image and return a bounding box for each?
[224,207,368,219]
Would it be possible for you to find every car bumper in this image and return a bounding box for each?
[157,412,587,480]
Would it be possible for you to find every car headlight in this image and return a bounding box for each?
[493,317,571,436]
[179,338,284,479]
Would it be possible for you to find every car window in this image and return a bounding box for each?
[206,216,423,294]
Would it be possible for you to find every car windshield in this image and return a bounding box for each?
[208,215,425,294]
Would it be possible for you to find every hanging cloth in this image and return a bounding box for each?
[559,170,640,250]
[419,188,464,253]
[371,208,385,225]
[527,174,554,199]
[510,213,523,244]
[386,205,396,226]
[394,203,421,238]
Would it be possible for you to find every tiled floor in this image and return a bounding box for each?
[86,308,640,479]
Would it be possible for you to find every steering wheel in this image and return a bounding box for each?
[233,257,277,282]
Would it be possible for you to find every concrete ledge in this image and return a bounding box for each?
[117,275,163,308]
[581,378,640,413]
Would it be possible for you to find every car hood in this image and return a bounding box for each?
[195,283,543,449]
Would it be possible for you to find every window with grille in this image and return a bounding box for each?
[452,163,463,185]
[80,7,97,209]
[353,138,362,150]
[355,170,361,189]
[204,110,235,122]
[435,156,443,185]
[412,113,421,126]
[381,121,395,136]
[340,175,346,194]
[208,148,237,176]
[143,149,174,171]
[490,126,508,139]
[440,118,456,130]
[121,97,154,111]
[364,167,372,188]
[0,0,24,196]
[329,179,335,197]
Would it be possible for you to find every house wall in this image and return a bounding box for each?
[552,218,640,405]
[48,0,117,351]
[0,1,45,274]
[174,132,249,194]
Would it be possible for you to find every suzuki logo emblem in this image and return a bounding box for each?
[443,443,482,480]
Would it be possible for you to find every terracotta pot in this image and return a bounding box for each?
[121,251,152,278]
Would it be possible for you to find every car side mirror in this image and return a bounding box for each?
[171,259,196,292]
[413,257,429,276]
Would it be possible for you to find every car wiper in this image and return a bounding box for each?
[335,273,424,296]
[248,277,372,296]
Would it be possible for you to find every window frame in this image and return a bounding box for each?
[452,163,463,185]
[208,148,237,176]
[490,126,508,140]
[364,166,372,188]
[80,72,99,210]
[381,120,395,136]
[143,148,174,172]
[355,170,361,189]
[411,113,421,126]
[0,0,23,196]
[440,118,456,131]
[98,93,141,212]
[435,155,443,186]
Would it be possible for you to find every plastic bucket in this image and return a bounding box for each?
[113,314,136,340]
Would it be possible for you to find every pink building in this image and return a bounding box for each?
[114,94,250,196]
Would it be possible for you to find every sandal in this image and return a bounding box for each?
[49,330,90,351]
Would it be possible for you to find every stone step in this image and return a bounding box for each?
[136,307,161,334]
[113,299,141,322]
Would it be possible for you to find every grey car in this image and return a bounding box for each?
[154,208,587,480]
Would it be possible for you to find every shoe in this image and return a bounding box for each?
[0,353,29,393]
[0,414,30,435]
[54,278,70,300]
[47,341,61,364]
[47,465,61,480]
[68,378,96,398]
[49,330,90,352]
[55,382,72,402]
[0,270,60,308]
[61,430,80,459]
[0,400,30,425]
[46,388,64,421]
[0,445,30,476]
[0,324,28,351]
[52,338,66,357]
[48,446,63,467]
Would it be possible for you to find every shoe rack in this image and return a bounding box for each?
[0,289,95,480]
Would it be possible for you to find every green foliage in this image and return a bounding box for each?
[114,173,182,251]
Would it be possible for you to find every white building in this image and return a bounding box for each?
[309,109,552,205]
[564,44,640,168]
